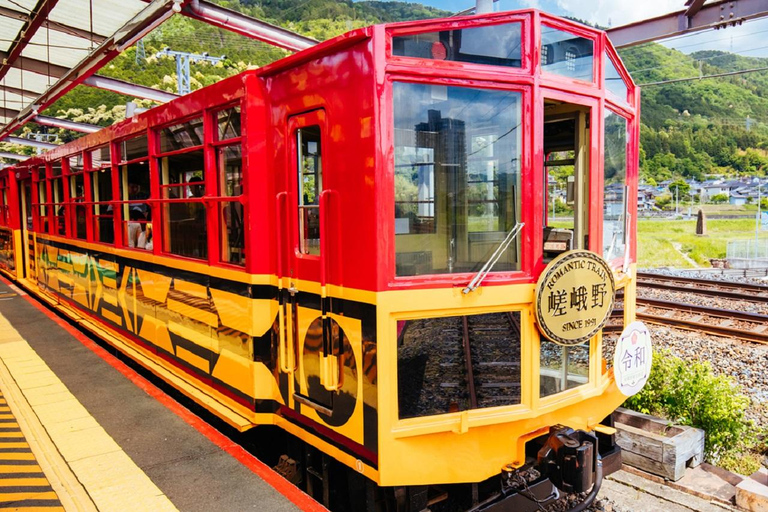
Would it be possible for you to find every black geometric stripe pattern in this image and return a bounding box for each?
[0,394,63,510]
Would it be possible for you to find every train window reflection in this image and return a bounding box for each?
[92,169,113,244]
[605,54,628,102]
[297,125,322,256]
[541,25,593,82]
[398,311,522,419]
[603,110,628,263]
[393,23,522,67]
[121,134,148,162]
[540,341,590,397]
[393,82,521,277]
[220,202,244,265]
[71,173,86,240]
[89,146,110,170]
[217,145,242,197]
[217,107,242,140]
[159,117,204,153]
[68,154,84,173]
[52,176,65,235]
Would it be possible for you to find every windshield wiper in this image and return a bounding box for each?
[463,222,524,294]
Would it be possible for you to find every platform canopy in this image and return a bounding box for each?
[0,0,316,143]
[0,0,183,138]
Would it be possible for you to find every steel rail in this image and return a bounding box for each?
[637,272,768,303]
[635,298,768,344]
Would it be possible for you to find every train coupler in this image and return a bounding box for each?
[536,426,597,494]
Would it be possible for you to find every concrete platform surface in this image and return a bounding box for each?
[0,278,312,512]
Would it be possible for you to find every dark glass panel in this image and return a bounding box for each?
[121,134,148,162]
[393,23,522,67]
[398,311,522,419]
[297,126,321,256]
[159,117,204,153]
[217,107,242,140]
[220,201,245,266]
[217,144,242,197]
[541,25,593,82]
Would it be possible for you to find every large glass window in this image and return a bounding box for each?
[394,82,522,277]
[393,23,523,67]
[398,311,522,419]
[160,150,206,259]
[217,144,244,265]
[119,135,151,250]
[603,110,628,262]
[297,126,322,256]
[541,25,593,82]
[68,154,87,240]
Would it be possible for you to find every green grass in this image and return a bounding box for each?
[637,218,768,268]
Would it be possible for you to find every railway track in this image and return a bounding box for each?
[636,272,768,303]
[604,273,768,344]
[398,313,522,417]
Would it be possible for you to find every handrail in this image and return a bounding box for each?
[463,222,524,294]
[275,191,292,373]
[318,189,341,391]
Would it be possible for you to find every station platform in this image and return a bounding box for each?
[0,277,322,512]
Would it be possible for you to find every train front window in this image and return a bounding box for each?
[603,110,628,263]
[398,311,522,419]
[393,22,522,67]
[394,82,522,277]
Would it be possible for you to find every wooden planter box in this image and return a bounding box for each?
[613,407,705,481]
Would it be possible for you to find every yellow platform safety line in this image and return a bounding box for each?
[0,312,178,512]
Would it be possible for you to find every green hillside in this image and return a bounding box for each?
[618,43,768,181]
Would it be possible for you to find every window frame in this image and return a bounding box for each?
[387,14,533,79]
[65,152,90,241]
[388,75,533,288]
[601,107,630,268]
[87,144,116,246]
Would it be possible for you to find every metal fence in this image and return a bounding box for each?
[726,239,768,269]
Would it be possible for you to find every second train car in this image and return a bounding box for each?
[0,9,643,511]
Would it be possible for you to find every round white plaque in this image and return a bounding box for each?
[613,321,653,396]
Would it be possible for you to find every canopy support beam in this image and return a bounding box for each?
[607,0,768,47]
[0,0,61,83]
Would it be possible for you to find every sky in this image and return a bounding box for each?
[385,0,768,58]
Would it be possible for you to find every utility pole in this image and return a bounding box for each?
[758,182,762,255]
[154,48,226,95]
[675,185,679,217]
[136,39,146,68]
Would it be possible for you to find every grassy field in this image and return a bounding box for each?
[637,218,768,268]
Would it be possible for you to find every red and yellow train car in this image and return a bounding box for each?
[0,10,642,511]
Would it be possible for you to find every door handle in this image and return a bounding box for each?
[318,189,342,391]
[275,192,293,373]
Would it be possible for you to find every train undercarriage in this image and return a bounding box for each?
[268,420,621,512]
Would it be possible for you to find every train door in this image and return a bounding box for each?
[540,99,595,396]
[279,109,340,415]
[542,100,591,261]
[16,177,33,282]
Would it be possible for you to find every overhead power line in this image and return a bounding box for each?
[640,65,768,86]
